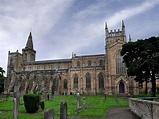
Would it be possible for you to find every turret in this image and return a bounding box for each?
[122,20,126,36]
[128,35,132,42]
[105,22,109,37]
[22,32,36,62]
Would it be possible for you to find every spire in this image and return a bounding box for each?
[129,34,131,42]
[105,22,109,38]
[25,32,33,49]
[121,20,125,36]
[122,20,125,29]
[105,22,108,30]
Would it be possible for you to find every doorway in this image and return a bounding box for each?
[119,82,125,93]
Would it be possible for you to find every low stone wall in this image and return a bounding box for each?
[129,97,159,119]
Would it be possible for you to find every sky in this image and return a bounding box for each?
[0,0,159,74]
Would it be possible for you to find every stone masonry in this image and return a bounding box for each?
[4,21,139,96]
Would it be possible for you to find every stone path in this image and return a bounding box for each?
[69,107,140,119]
[105,107,141,119]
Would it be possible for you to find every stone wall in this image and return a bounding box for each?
[129,98,159,119]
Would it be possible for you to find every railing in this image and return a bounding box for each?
[129,97,159,119]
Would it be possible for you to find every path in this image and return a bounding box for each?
[105,107,141,119]
[69,107,140,119]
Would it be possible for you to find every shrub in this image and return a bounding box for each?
[23,94,40,113]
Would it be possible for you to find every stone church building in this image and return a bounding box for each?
[4,21,139,96]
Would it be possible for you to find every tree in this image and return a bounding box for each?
[121,36,159,97]
[0,67,5,93]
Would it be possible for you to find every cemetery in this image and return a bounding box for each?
[0,94,129,119]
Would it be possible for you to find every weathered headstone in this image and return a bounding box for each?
[13,93,19,119]
[45,92,49,101]
[60,101,67,119]
[13,86,19,119]
[38,105,42,111]
[104,93,106,101]
[76,93,81,112]
[115,93,118,103]
[49,90,52,100]
[83,97,86,109]
[44,108,54,119]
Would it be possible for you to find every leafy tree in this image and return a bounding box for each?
[121,36,159,97]
[0,67,5,93]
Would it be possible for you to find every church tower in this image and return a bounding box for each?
[22,32,36,62]
[105,20,127,94]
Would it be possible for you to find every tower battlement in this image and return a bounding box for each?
[105,20,125,38]
[105,20,126,46]
[107,29,123,37]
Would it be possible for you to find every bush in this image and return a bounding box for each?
[23,94,40,113]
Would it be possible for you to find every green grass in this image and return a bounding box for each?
[0,95,128,118]
[130,94,159,98]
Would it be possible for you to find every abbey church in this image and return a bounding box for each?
[4,21,139,95]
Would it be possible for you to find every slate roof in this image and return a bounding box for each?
[74,54,105,58]
[24,58,71,65]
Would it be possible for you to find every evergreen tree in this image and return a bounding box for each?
[0,67,5,93]
[121,36,159,97]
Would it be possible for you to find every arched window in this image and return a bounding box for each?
[116,51,126,75]
[74,74,78,88]
[32,53,34,59]
[99,59,103,66]
[86,73,91,88]
[77,61,80,67]
[64,79,67,89]
[88,60,91,67]
[98,73,104,88]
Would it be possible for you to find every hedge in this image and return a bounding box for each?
[23,94,40,113]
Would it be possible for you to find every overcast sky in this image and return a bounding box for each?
[0,0,159,73]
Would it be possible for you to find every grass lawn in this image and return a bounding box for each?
[0,95,128,119]
[130,94,159,98]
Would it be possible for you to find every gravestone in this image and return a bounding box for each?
[13,93,19,119]
[115,93,118,103]
[76,93,81,112]
[45,92,49,101]
[49,90,52,100]
[13,86,19,119]
[83,97,86,109]
[44,108,54,119]
[60,101,67,119]
[104,93,106,101]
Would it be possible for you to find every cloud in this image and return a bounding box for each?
[0,0,74,72]
[51,0,159,57]
[74,0,108,20]
[106,0,159,28]
[0,0,159,75]
[36,0,159,60]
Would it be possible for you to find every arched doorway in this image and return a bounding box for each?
[119,82,125,93]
